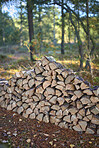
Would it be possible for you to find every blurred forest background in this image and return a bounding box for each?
[0,0,99,85]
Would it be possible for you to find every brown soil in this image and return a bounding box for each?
[0,107,99,148]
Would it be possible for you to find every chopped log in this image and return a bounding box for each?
[42,70,51,76]
[57,81,65,86]
[74,90,83,98]
[23,84,29,90]
[57,75,64,81]
[65,74,75,84]
[45,76,52,81]
[17,79,23,87]
[43,81,51,89]
[28,79,35,88]
[23,78,28,85]
[51,80,57,87]
[57,97,65,106]
[35,80,42,87]
[55,69,62,74]
[55,89,62,97]
[31,71,36,78]
[75,84,80,90]
[49,62,58,70]
[65,84,75,90]
[83,89,93,95]
[80,82,89,90]
[55,85,64,91]
[35,76,44,81]
[44,64,50,71]
[49,96,57,104]
[52,71,57,79]
[46,87,55,95]
[41,56,50,66]
[33,95,39,102]
[36,86,44,94]
[61,70,69,78]
[46,95,53,100]
[73,78,82,85]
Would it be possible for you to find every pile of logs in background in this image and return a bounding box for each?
[0,56,99,134]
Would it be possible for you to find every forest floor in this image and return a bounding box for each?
[0,106,99,148]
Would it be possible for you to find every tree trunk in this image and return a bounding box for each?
[85,0,92,72]
[68,13,71,49]
[53,5,56,46]
[61,0,64,54]
[27,0,34,61]
[20,2,23,46]
[39,4,42,54]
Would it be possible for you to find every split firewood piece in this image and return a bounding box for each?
[52,71,57,79]
[31,71,36,78]
[28,79,35,88]
[57,75,64,81]
[75,84,80,90]
[35,80,42,87]
[49,96,57,104]
[44,64,50,71]
[36,86,44,94]
[15,87,22,94]
[17,79,23,87]
[42,70,51,76]
[23,84,29,90]
[45,76,52,81]
[55,69,62,74]
[41,56,50,66]
[61,69,72,78]
[8,79,15,86]
[23,78,28,85]
[93,87,99,96]
[43,81,51,89]
[57,81,65,86]
[80,82,89,90]
[65,74,75,84]
[57,97,65,106]
[35,75,44,81]
[55,85,64,91]
[51,80,57,87]
[22,88,35,97]
[74,90,83,98]
[49,62,59,70]
[83,89,93,95]
[65,84,75,90]
[62,90,68,97]
[55,89,62,97]
[46,87,55,95]
[33,95,39,102]
[90,96,99,103]
[73,77,83,85]
[34,66,43,75]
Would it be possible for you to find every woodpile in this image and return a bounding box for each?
[0,56,99,134]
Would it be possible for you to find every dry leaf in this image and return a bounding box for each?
[70,144,75,148]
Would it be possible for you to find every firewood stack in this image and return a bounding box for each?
[0,56,99,134]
